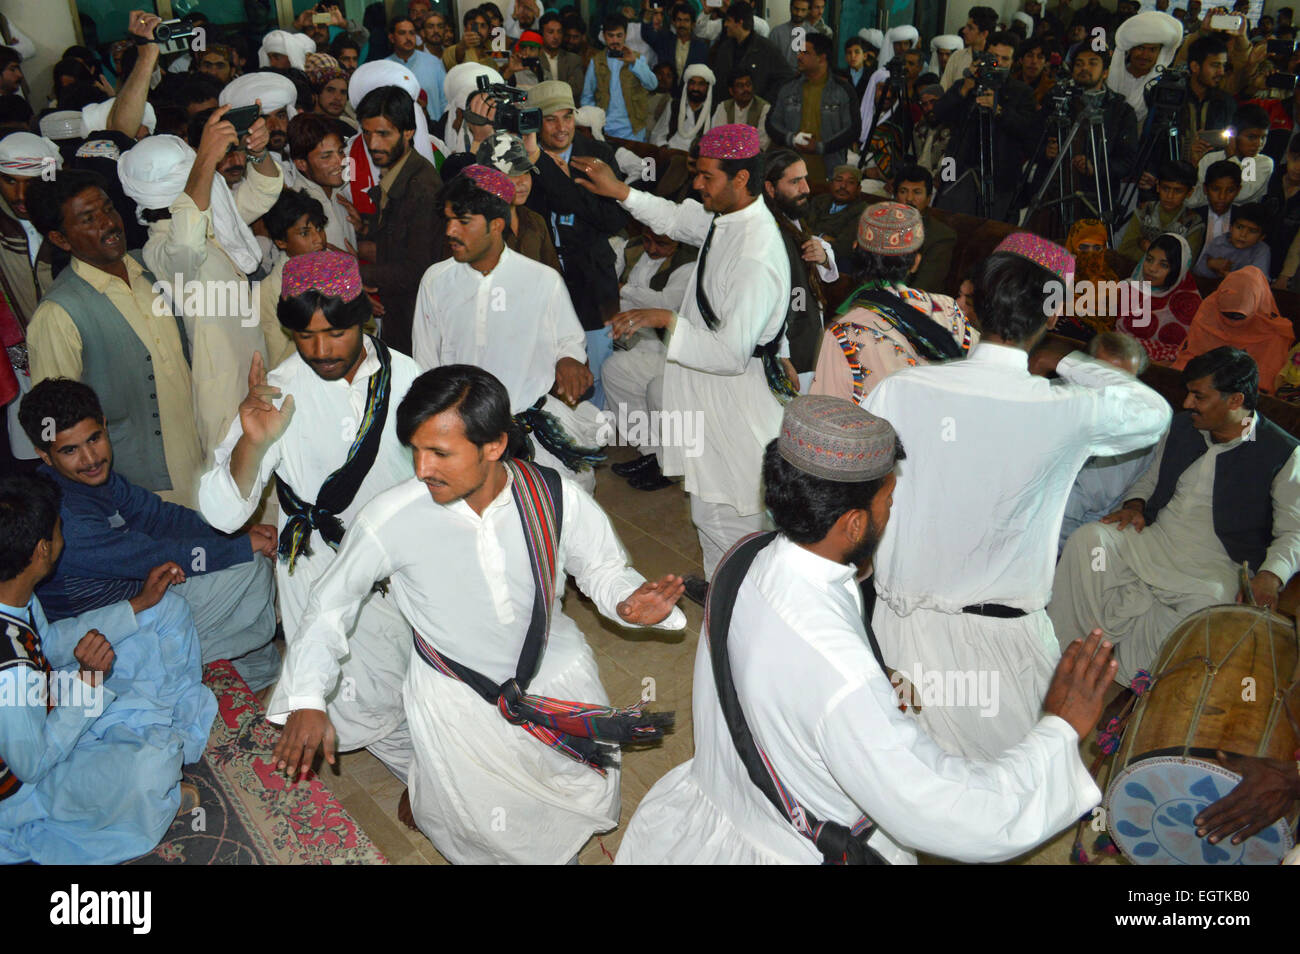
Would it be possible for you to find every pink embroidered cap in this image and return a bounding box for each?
[461,163,517,204]
[281,250,364,301]
[698,123,761,160]
[856,201,924,256]
[994,231,1076,280]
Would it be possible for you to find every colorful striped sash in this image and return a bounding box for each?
[412,459,673,774]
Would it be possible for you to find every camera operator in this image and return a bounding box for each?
[932,30,1037,222]
[523,81,628,407]
[1033,47,1138,209]
[1172,6,1253,97]
[1169,35,1237,164]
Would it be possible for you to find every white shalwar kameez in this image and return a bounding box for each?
[197,338,419,778]
[617,189,791,578]
[1049,416,1300,684]
[602,239,694,457]
[411,247,603,492]
[862,345,1171,760]
[616,535,1101,864]
[284,470,686,864]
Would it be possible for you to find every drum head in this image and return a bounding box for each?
[1106,757,1295,865]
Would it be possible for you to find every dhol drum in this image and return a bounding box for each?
[1105,605,1300,865]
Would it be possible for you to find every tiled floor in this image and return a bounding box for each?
[306,445,1119,866]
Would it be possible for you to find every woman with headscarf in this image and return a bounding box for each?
[1117,232,1202,364]
[1174,266,1295,394]
[1058,217,1119,340]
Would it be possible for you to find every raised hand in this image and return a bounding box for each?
[570,156,631,200]
[618,574,687,625]
[239,351,296,449]
[1042,628,1117,739]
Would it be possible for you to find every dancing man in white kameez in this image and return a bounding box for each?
[272,365,687,864]
[617,396,1118,865]
[572,123,791,604]
[199,251,418,782]
[411,165,606,493]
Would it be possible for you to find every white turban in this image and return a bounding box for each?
[879,25,920,68]
[37,110,83,142]
[0,132,62,178]
[574,105,606,140]
[674,64,717,150]
[858,28,885,52]
[220,72,299,120]
[346,61,439,178]
[79,98,157,138]
[929,34,963,75]
[259,30,316,70]
[118,135,263,275]
[1114,10,1184,61]
[441,62,505,120]
[858,67,891,146]
[1013,12,1035,32]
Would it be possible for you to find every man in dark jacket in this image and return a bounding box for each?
[524,80,628,407]
[933,30,1039,221]
[709,1,795,104]
[356,86,445,356]
[766,32,860,181]
[642,2,710,94]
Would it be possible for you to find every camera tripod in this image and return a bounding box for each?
[1115,94,1186,216]
[1021,89,1115,241]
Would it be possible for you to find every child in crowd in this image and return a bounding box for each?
[1188,105,1274,207]
[1194,201,1273,280]
[1117,159,1205,264]
[258,188,329,367]
[1191,159,1242,275]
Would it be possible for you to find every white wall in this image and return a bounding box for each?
[6,0,80,106]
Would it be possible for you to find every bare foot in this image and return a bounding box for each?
[397,788,418,830]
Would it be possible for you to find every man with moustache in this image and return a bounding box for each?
[288,113,357,251]
[537,11,586,102]
[219,72,300,165]
[763,149,839,377]
[386,16,447,120]
[412,166,604,491]
[355,85,444,356]
[651,63,717,150]
[199,250,421,786]
[270,363,685,864]
[24,170,204,509]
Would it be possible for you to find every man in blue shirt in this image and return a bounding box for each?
[581,13,658,142]
[19,378,281,692]
[387,15,447,121]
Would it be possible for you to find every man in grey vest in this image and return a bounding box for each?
[24,170,203,509]
[710,69,771,150]
[1050,347,1300,687]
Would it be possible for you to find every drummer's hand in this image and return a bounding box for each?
[1100,502,1146,532]
[1195,751,1300,845]
[1246,570,1282,610]
[1042,628,1117,740]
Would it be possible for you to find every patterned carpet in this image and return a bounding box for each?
[129,661,387,865]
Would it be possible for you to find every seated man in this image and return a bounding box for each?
[709,69,771,150]
[892,164,956,295]
[1057,332,1158,557]
[811,203,975,404]
[1049,347,1300,686]
[0,473,217,865]
[805,164,867,275]
[604,228,698,492]
[615,396,1116,864]
[271,364,686,864]
[18,378,281,691]
[412,166,605,492]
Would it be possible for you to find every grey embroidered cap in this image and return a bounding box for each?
[777,395,898,483]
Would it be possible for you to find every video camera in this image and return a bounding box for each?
[153,16,198,56]
[1047,78,1079,116]
[474,74,542,136]
[971,49,1009,95]
[1147,63,1190,112]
